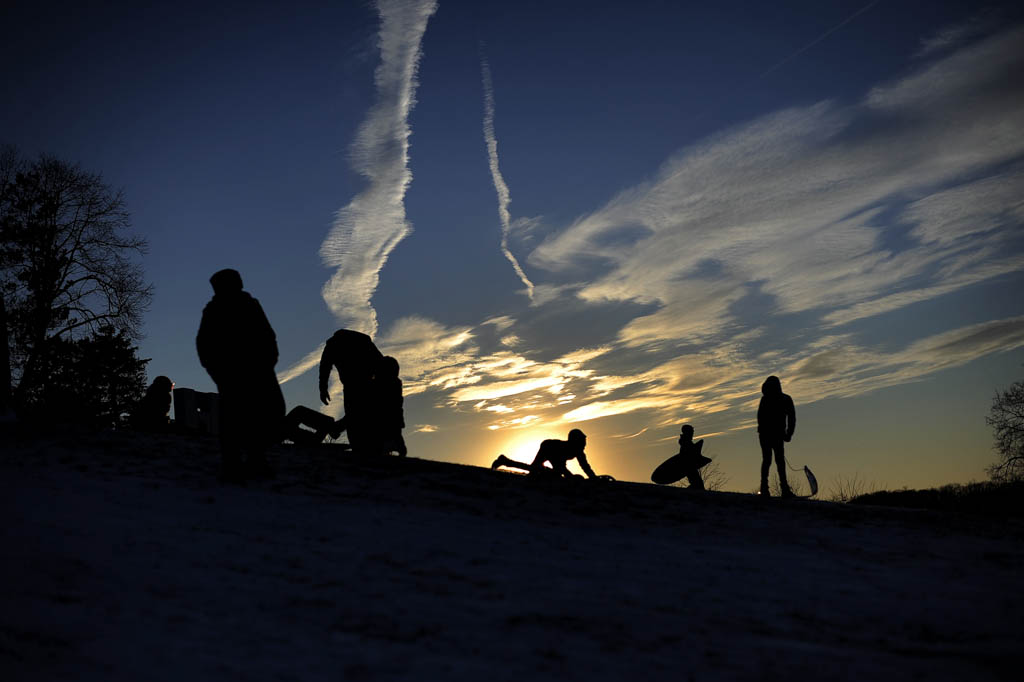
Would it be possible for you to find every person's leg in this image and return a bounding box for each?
[686,468,705,490]
[773,442,792,495]
[283,407,303,435]
[291,405,337,443]
[327,416,347,441]
[283,406,325,442]
[758,434,773,495]
[491,454,532,471]
[260,374,286,449]
[345,401,375,452]
[530,454,572,478]
[217,383,245,482]
[346,422,367,452]
[288,405,333,432]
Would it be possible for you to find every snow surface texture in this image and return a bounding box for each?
[2,430,1022,681]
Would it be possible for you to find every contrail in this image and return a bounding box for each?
[280,0,437,386]
[319,0,439,337]
[678,0,884,129]
[277,343,325,385]
[481,57,536,300]
[758,0,884,78]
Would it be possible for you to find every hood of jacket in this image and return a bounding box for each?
[762,375,782,395]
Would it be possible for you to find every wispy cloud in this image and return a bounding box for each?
[376,315,476,396]
[481,57,535,300]
[319,0,438,336]
[390,24,1024,441]
[531,25,1024,348]
[779,316,1024,405]
[288,17,1023,467]
[915,12,998,58]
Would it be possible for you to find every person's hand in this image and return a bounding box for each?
[320,389,331,406]
[784,433,792,443]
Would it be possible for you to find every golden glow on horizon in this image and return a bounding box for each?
[492,429,564,469]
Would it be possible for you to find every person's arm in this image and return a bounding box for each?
[785,395,796,442]
[196,309,211,371]
[195,307,222,384]
[319,343,333,405]
[576,451,597,479]
[253,300,279,367]
[397,379,405,429]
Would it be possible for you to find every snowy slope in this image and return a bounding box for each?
[2,429,1022,681]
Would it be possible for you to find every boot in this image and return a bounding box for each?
[779,472,794,498]
[759,480,770,497]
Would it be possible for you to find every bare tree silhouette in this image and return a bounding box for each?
[1,146,152,410]
[987,377,1024,482]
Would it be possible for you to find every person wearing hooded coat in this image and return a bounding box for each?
[197,269,285,479]
[318,329,384,453]
[757,375,796,497]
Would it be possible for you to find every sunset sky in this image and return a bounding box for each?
[4,0,1023,492]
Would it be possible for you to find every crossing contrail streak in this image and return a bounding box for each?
[758,0,884,78]
[482,58,536,300]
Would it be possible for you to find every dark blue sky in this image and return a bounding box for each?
[4,0,1023,489]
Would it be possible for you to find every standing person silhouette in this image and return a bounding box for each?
[491,429,600,479]
[319,329,384,453]
[372,355,407,457]
[757,375,796,497]
[197,269,285,481]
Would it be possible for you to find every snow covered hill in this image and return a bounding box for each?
[3,429,1022,680]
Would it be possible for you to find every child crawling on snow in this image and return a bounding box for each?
[490,428,603,480]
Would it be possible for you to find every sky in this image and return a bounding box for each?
[4,0,1024,492]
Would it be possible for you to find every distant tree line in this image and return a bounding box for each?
[1,145,152,426]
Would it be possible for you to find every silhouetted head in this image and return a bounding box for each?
[378,355,400,378]
[209,269,243,295]
[567,428,586,449]
[152,376,173,393]
[762,375,782,395]
[680,424,694,439]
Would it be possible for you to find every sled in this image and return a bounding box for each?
[651,439,711,485]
